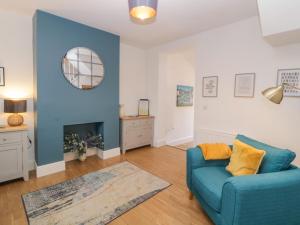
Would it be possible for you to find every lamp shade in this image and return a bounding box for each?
[4,99,27,113]
[129,0,158,20]
[261,85,284,104]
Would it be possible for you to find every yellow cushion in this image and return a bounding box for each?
[226,140,266,176]
[199,143,232,160]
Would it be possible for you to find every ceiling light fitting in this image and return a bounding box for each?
[128,0,158,21]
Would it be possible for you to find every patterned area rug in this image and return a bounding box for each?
[22,161,170,225]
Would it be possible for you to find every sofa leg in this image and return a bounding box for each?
[189,191,194,200]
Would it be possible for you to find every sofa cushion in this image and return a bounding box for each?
[226,140,266,176]
[192,167,231,212]
[236,135,296,173]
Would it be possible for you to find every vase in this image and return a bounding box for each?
[79,153,87,162]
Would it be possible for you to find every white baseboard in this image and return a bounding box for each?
[153,138,166,147]
[97,147,120,160]
[36,160,66,178]
[64,147,98,162]
[166,136,193,146]
[35,148,120,177]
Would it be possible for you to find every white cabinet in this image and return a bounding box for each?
[0,126,29,183]
[120,116,154,154]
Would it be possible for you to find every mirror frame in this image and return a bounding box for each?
[61,47,105,90]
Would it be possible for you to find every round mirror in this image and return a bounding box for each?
[62,47,104,90]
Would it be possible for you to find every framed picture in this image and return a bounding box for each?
[138,99,150,116]
[202,76,218,97]
[234,73,255,97]
[176,85,193,107]
[277,68,300,97]
[0,67,5,86]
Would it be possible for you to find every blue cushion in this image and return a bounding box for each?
[192,167,231,212]
[236,135,296,173]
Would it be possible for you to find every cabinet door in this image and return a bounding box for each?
[0,144,22,182]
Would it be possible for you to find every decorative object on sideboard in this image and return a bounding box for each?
[277,68,300,97]
[202,76,218,97]
[4,99,27,126]
[262,83,300,104]
[62,47,104,90]
[128,0,158,21]
[177,85,193,107]
[0,67,5,86]
[234,73,256,97]
[138,99,150,116]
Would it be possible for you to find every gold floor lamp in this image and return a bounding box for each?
[262,83,300,104]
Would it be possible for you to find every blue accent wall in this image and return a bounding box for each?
[33,10,120,166]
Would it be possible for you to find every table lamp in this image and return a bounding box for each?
[4,99,27,126]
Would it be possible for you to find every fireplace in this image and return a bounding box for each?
[64,122,104,161]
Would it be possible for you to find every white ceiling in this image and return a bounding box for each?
[0,0,259,48]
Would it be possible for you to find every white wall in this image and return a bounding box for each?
[146,47,197,147]
[194,17,300,165]
[257,0,300,46]
[257,0,300,36]
[164,52,195,145]
[146,16,300,166]
[120,43,147,115]
[0,10,35,169]
[146,36,196,147]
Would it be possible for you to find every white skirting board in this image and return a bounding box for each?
[36,147,121,178]
[166,136,193,146]
[153,138,166,147]
[35,160,66,178]
[98,147,121,160]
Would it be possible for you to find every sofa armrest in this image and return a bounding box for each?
[186,147,229,190]
[221,169,300,225]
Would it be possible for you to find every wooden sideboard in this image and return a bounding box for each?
[120,116,154,154]
[0,125,29,182]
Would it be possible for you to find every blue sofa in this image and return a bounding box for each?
[186,135,300,225]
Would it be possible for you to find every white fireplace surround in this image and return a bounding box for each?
[36,147,121,177]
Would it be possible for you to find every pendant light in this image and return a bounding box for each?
[128,0,158,21]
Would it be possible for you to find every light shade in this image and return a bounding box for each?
[129,0,158,20]
[262,85,284,104]
[4,99,27,113]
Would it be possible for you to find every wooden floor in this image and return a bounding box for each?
[0,146,213,225]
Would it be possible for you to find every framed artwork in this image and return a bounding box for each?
[234,73,256,97]
[138,99,150,116]
[0,67,5,86]
[202,76,218,97]
[277,68,300,97]
[176,85,193,107]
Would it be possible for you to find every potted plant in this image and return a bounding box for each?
[64,133,87,161]
[85,132,104,150]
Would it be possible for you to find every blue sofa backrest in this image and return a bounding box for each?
[236,135,296,173]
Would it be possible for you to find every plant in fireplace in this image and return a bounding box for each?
[64,133,87,161]
[64,131,104,161]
